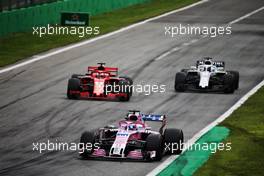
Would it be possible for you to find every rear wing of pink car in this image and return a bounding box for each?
[141,114,166,122]
[142,114,167,133]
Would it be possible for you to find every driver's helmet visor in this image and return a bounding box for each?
[92,72,109,78]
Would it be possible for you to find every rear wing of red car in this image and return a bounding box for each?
[87,66,118,77]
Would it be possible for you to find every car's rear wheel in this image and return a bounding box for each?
[164,128,184,155]
[67,78,81,99]
[146,134,163,161]
[175,72,186,92]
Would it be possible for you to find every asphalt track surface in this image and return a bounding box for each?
[0,0,264,175]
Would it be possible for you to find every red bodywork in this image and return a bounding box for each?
[68,65,129,101]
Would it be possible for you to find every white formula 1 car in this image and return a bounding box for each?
[175,57,239,93]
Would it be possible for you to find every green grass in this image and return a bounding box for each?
[0,0,199,67]
[195,86,264,176]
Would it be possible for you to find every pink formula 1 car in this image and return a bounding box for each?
[79,110,184,161]
[67,63,133,101]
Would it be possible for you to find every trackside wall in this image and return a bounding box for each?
[0,0,150,36]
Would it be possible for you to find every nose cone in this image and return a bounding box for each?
[199,71,210,88]
[93,78,105,96]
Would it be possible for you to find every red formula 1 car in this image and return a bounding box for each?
[79,110,184,161]
[67,63,133,101]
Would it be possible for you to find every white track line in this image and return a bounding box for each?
[0,0,209,75]
[146,6,264,176]
[155,47,180,61]
[154,37,204,61]
[153,5,264,61]
[229,6,264,24]
[147,79,264,176]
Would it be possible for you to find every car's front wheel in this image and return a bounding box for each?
[79,131,96,158]
[228,71,239,90]
[164,128,184,155]
[223,74,235,94]
[118,80,131,102]
[67,78,81,99]
[175,72,187,92]
[146,134,163,161]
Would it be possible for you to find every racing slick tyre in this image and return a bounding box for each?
[119,76,133,96]
[146,134,163,161]
[67,78,81,99]
[228,71,239,89]
[79,131,96,159]
[175,72,186,92]
[118,80,131,102]
[119,76,133,85]
[223,74,235,94]
[119,93,130,102]
[71,74,83,79]
[180,69,189,73]
[164,128,184,155]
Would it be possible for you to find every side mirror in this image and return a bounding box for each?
[146,126,151,130]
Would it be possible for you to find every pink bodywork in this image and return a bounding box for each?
[92,117,149,159]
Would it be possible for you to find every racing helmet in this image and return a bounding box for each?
[204,60,212,65]
[129,115,138,121]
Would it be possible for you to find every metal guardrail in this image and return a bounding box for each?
[0,0,59,12]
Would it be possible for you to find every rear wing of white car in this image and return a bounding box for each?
[196,59,225,69]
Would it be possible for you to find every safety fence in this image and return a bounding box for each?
[0,0,150,36]
[0,0,60,12]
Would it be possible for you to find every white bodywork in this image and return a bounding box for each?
[199,70,210,88]
[189,60,226,88]
[198,65,216,88]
